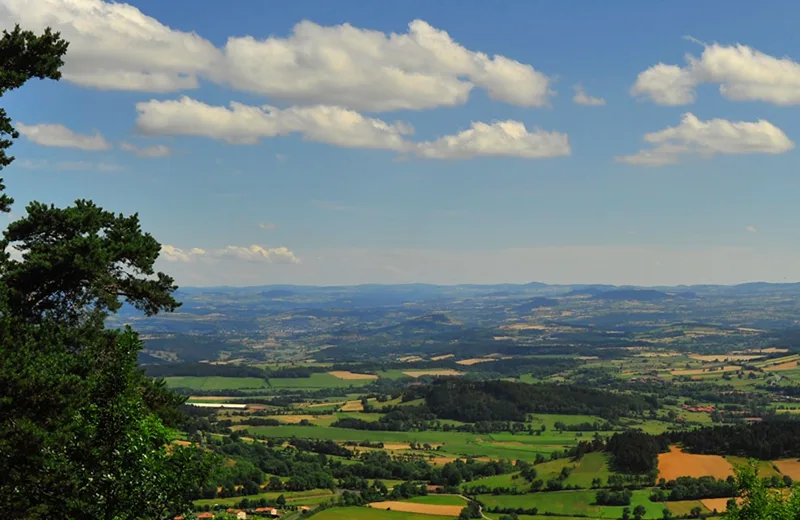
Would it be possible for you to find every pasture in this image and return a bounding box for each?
[478,489,660,519]
[164,376,268,390]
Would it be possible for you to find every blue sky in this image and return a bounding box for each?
[4,0,800,286]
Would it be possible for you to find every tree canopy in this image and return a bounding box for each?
[0,24,213,519]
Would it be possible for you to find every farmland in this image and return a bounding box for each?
[137,282,800,518]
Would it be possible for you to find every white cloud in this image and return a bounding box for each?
[416,120,570,160]
[259,222,278,230]
[16,123,110,150]
[0,0,220,92]
[120,141,172,157]
[161,244,298,264]
[137,97,569,160]
[745,225,758,233]
[0,0,553,110]
[136,96,412,150]
[572,85,606,106]
[214,19,553,111]
[632,41,800,105]
[615,113,794,167]
[16,159,122,172]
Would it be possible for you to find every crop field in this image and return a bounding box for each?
[774,459,800,479]
[313,507,446,520]
[368,501,463,516]
[329,370,379,380]
[268,372,375,388]
[164,376,268,390]
[658,446,734,480]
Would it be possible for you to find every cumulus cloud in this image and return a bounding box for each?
[161,244,298,264]
[120,141,172,157]
[0,0,219,92]
[416,120,570,160]
[137,97,569,160]
[0,0,553,110]
[259,222,278,230]
[615,113,794,167]
[16,123,110,150]
[136,96,412,150]
[632,40,800,105]
[214,19,553,111]
[745,225,758,233]
[572,85,606,106]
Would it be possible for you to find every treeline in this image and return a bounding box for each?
[671,419,800,460]
[332,405,531,434]
[650,476,736,501]
[419,380,656,422]
[143,362,330,379]
[605,431,669,474]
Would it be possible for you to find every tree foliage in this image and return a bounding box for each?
[0,24,213,519]
[723,461,800,520]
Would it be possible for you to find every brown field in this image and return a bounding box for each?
[659,446,734,480]
[637,352,680,358]
[689,354,764,362]
[774,459,800,479]
[367,501,462,516]
[456,358,495,366]
[431,354,454,361]
[340,401,364,412]
[302,401,346,408]
[672,365,741,376]
[701,498,741,513]
[765,361,799,372]
[328,371,378,380]
[502,323,548,330]
[403,369,464,378]
[752,347,788,353]
[493,336,515,341]
[269,415,318,424]
[398,355,423,362]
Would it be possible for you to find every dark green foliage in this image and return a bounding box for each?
[0,24,68,212]
[1,200,180,324]
[424,379,655,422]
[606,431,669,474]
[672,419,800,460]
[596,489,632,506]
[650,476,737,501]
[0,26,213,518]
[723,461,800,519]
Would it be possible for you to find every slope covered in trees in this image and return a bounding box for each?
[421,379,656,422]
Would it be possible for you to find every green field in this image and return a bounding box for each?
[312,507,446,520]
[726,456,781,477]
[164,376,268,390]
[269,372,374,389]
[244,425,557,461]
[403,495,467,506]
[666,500,710,516]
[193,489,333,507]
[479,489,660,519]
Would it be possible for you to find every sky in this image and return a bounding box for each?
[4,0,800,287]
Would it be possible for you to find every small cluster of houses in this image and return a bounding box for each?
[176,506,310,520]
